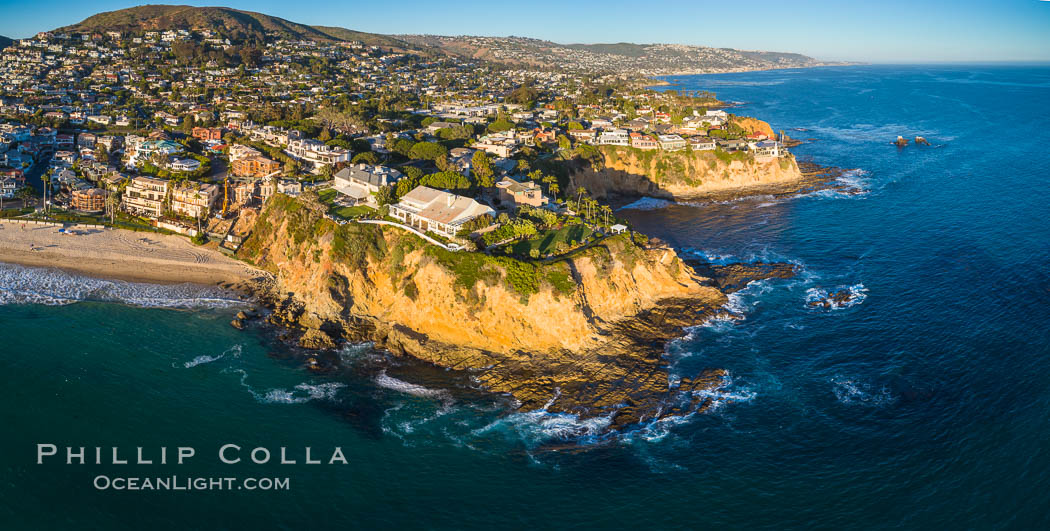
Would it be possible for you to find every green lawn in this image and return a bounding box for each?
[506,223,594,257]
[317,188,338,203]
[331,205,375,219]
[316,188,375,219]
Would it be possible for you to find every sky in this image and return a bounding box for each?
[1,0,1049,63]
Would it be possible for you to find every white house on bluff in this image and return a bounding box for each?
[390,186,494,237]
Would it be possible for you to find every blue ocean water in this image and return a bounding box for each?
[2,65,1049,529]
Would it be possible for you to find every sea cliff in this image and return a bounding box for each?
[569,145,807,201]
[238,193,792,429]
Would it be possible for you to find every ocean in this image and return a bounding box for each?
[2,64,1049,529]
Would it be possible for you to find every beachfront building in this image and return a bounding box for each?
[390,185,495,238]
[333,164,402,205]
[123,176,169,218]
[171,182,220,219]
[231,155,280,178]
[70,187,106,212]
[495,177,549,208]
[1,170,25,198]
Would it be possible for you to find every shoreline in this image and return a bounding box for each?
[644,63,863,82]
[0,219,268,291]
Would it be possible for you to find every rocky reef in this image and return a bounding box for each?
[238,194,794,430]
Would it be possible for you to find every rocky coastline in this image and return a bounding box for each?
[232,194,798,431]
[567,146,855,204]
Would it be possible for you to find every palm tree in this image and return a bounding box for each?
[104,190,120,224]
[575,186,587,213]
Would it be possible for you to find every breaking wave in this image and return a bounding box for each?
[254,382,347,404]
[0,262,242,309]
[805,284,868,310]
[374,370,453,402]
[624,373,757,443]
[471,393,614,447]
[337,342,379,364]
[618,197,675,211]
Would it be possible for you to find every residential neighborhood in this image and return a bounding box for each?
[0,21,789,256]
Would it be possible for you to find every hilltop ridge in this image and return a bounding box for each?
[52,5,845,75]
[58,5,413,49]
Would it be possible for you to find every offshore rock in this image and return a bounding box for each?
[686,260,798,292]
[808,289,855,309]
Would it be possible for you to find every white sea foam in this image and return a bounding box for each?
[805,283,868,310]
[0,262,242,308]
[229,369,346,405]
[336,342,377,364]
[624,373,756,443]
[831,376,894,407]
[375,370,451,401]
[473,408,614,446]
[184,344,242,368]
[681,247,737,265]
[617,197,674,211]
[254,382,347,404]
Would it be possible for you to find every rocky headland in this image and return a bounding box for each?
[565,119,849,203]
[237,193,795,430]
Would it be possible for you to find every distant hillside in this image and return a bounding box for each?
[400,36,844,75]
[311,26,412,49]
[59,5,410,48]
[0,35,13,50]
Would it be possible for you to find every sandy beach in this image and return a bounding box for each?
[0,219,268,287]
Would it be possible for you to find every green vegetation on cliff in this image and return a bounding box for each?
[597,144,756,186]
[242,194,657,304]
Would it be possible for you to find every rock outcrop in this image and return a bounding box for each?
[568,145,807,201]
[238,194,791,429]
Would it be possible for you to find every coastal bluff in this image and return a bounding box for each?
[569,145,805,201]
[238,193,790,429]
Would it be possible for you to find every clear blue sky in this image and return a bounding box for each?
[1,0,1049,63]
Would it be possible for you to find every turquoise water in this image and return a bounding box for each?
[2,65,1049,529]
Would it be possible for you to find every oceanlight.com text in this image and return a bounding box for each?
[93,475,290,491]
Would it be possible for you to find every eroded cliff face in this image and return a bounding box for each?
[239,194,737,429]
[570,147,805,201]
